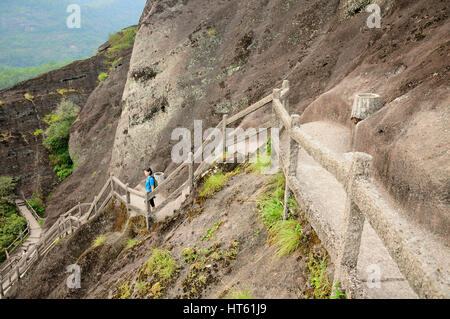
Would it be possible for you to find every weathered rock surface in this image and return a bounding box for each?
[0,53,108,198]
[109,0,448,242]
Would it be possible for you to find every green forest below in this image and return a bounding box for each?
[0,176,26,263]
[0,0,145,90]
[0,62,70,90]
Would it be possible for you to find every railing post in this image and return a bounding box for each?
[281,80,290,114]
[272,89,281,129]
[94,196,98,215]
[5,248,9,260]
[68,217,73,234]
[188,152,194,191]
[15,266,20,283]
[222,114,227,163]
[0,275,4,298]
[126,184,131,212]
[59,219,64,237]
[78,202,81,216]
[146,192,152,231]
[333,152,373,298]
[36,244,40,259]
[110,173,114,193]
[283,114,300,220]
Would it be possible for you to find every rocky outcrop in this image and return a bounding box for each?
[0,53,109,198]
[42,46,133,227]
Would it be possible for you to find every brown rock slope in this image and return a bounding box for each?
[43,43,134,227]
[0,52,108,199]
[111,0,449,242]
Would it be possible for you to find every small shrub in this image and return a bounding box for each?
[93,236,107,247]
[106,27,137,61]
[33,129,44,136]
[199,172,228,198]
[42,99,79,181]
[57,88,77,96]
[306,251,332,299]
[268,220,302,258]
[0,100,4,106]
[126,238,139,249]
[145,249,178,283]
[24,93,34,101]
[98,72,108,83]
[117,282,131,299]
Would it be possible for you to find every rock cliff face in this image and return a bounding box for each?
[43,45,133,227]
[0,52,108,199]
[111,0,448,241]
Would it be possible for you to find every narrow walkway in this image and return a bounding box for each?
[14,200,42,256]
[281,121,418,298]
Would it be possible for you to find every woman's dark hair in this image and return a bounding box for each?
[144,168,153,175]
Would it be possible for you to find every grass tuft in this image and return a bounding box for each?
[227,286,253,299]
[93,236,106,247]
[145,249,178,283]
[268,220,302,258]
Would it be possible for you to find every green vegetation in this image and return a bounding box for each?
[0,100,4,106]
[254,173,304,259]
[117,282,132,299]
[227,286,253,299]
[42,99,80,181]
[306,251,332,299]
[268,220,302,258]
[126,238,139,249]
[98,72,108,83]
[0,176,27,263]
[200,221,223,241]
[28,192,45,218]
[105,26,138,62]
[57,88,77,96]
[24,93,34,101]
[0,62,70,90]
[144,249,178,284]
[199,168,241,199]
[33,129,44,136]
[0,1,146,68]
[331,282,348,299]
[93,236,107,247]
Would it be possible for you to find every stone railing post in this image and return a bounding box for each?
[188,152,194,191]
[110,173,114,193]
[146,191,152,231]
[333,152,373,298]
[283,114,300,220]
[222,114,227,163]
[350,93,381,151]
[272,89,281,129]
[78,202,81,216]
[59,219,64,237]
[5,249,9,260]
[281,80,290,114]
[0,275,4,298]
[15,266,20,283]
[126,183,130,211]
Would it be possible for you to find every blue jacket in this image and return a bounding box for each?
[146,175,155,192]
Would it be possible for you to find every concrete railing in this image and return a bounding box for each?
[271,81,448,299]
